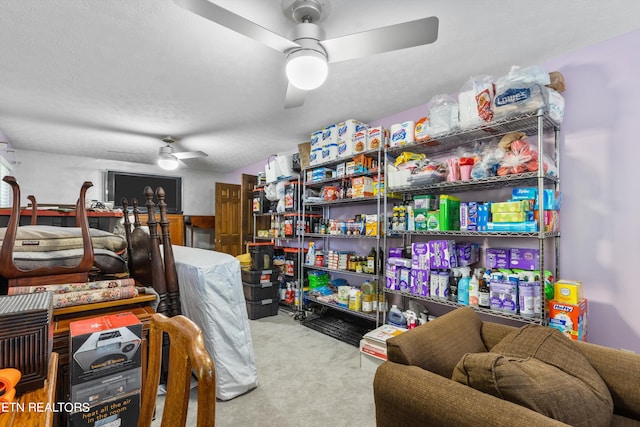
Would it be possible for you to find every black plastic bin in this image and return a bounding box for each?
[245,299,279,320]
[248,242,274,271]
[242,281,279,301]
[241,269,277,284]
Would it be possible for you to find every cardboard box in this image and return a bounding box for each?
[70,313,142,389]
[68,391,140,427]
[554,280,584,305]
[71,368,142,406]
[439,195,460,230]
[359,325,407,372]
[298,142,311,170]
[548,299,588,341]
[352,176,373,198]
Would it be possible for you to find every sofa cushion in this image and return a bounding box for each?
[452,325,613,427]
[386,307,487,378]
[0,225,127,252]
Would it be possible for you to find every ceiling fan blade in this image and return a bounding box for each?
[320,16,439,64]
[173,150,208,160]
[284,83,307,109]
[174,0,300,53]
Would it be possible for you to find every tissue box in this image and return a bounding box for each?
[491,200,532,213]
[509,248,540,270]
[456,242,479,267]
[486,248,509,269]
[554,280,583,305]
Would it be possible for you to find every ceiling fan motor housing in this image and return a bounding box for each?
[282,0,330,24]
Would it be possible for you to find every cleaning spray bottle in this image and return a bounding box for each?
[468,269,480,307]
[457,267,471,306]
[306,241,315,265]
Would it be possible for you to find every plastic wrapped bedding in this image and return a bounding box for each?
[170,245,258,400]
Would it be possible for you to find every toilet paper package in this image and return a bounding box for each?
[390,121,415,147]
[337,138,354,158]
[309,147,322,166]
[310,130,323,149]
[322,143,338,163]
[322,124,338,146]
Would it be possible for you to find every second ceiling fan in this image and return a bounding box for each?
[174,0,439,108]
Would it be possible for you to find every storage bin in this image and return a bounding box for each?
[248,242,274,271]
[241,269,277,284]
[245,298,279,320]
[252,187,267,214]
[283,247,306,277]
[243,281,279,301]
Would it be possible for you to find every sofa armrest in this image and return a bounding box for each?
[575,341,640,420]
[373,361,569,427]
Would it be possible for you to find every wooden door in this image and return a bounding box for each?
[241,174,257,247]
[214,182,242,256]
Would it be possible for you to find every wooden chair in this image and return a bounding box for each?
[139,313,216,427]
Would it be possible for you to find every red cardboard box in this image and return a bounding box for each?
[548,299,588,341]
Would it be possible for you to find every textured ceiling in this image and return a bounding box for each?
[1,0,639,173]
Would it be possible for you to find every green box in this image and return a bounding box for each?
[439,195,460,230]
[492,212,528,222]
[414,208,430,231]
[490,200,532,213]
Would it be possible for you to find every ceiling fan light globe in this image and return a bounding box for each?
[286,49,328,91]
[157,153,179,170]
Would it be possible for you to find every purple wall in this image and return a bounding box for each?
[226,29,640,352]
[368,29,640,352]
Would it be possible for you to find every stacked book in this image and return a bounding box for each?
[7,278,138,309]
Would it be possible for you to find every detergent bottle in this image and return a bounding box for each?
[457,267,471,306]
[388,305,407,328]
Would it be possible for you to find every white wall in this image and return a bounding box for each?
[6,150,224,215]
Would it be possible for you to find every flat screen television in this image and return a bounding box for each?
[105,170,182,214]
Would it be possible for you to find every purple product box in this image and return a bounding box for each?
[411,242,430,270]
[409,269,430,296]
[456,242,479,267]
[477,202,489,231]
[460,202,468,230]
[490,279,518,314]
[428,240,457,269]
[388,247,404,258]
[509,248,540,270]
[485,248,510,269]
[399,267,410,293]
[385,262,399,290]
[466,202,479,231]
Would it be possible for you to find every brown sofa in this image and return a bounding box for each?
[373,307,640,427]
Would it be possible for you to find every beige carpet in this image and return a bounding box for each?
[153,309,377,426]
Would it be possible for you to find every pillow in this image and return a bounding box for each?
[13,248,128,274]
[0,226,127,253]
[386,307,487,378]
[452,325,613,426]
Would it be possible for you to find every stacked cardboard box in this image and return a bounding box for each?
[68,312,143,426]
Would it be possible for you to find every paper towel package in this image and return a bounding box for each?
[368,126,387,151]
[337,119,366,143]
[390,121,415,147]
[353,130,368,153]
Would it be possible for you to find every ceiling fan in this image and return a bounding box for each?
[157,136,208,170]
[173,0,439,108]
